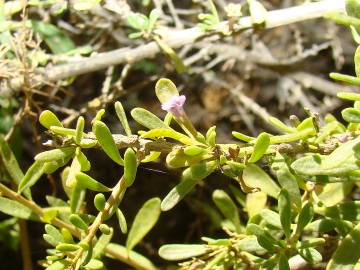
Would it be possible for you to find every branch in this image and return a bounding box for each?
[5,0,345,92]
[0,182,155,270]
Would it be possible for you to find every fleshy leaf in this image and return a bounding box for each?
[278,189,292,239]
[0,197,36,220]
[124,148,138,187]
[242,164,280,198]
[299,248,322,263]
[131,108,170,130]
[105,243,157,270]
[278,253,290,270]
[75,116,85,145]
[267,116,296,134]
[115,101,132,136]
[246,192,267,218]
[34,147,75,162]
[116,208,128,234]
[161,161,217,211]
[246,224,276,252]
[323,201,360,221]
[342,108,360,123]
[158,244,207,261]
[141,128,195,145]
[127,13,149,30]
[296,202,314,235]
[39,110,63,129]
[31,20,75,54]
[337,91,360,101]
[75,172,111,192]
[272,153,301,208]
[69,214,88,230]
[94,193,106,212]
[327,222,360,270]
[18,160,46,193]
[260,209,281,229]
[291,154,359,176]
[93,121,124,166]
[248,132,270,163]
[212,189,241,232]
[126,197,161,250]
[155,78,179,104]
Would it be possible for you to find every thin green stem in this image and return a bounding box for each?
[70,177,127,268]
[0,183,154,270]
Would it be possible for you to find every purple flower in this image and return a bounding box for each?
[161,95,186,117]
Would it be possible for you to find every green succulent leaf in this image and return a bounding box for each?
[299,247,322,263]
[337,91,360,101]
[155,78,179,104]
[183,145,206,156]
[327,222,360,270]
[272,153,301,208]
[291,154,359,177]
[148,9,159,31]
[69,214,88,230]
[94,193,106,212]
[39,110,63,129]
[267,116,296,134]
[115,101,132,136]
[242,164,280,198]
[18,160,46,194]
[116,208,128,234]
[0,135,30,196]
[131,108,170,130]
[75,172,111,192]
[296,202,314,235]
[246,192,267,218]
[126,197,161,250]
[105,243,157,270]
[0,197,36,220]
[278,189,292,239]
[158,244,207,261]
[278,253,290,270]
[124,148,138,187]
[141,128,195,145]
[232,131,254,142]
[161,161,217,211]
[246,224,276,252]
[323,201,360,221]
[34,147,75,162]
[342,108,360,123]
[56,243,80,252]
[260,209,281,229]
[248,132,270,163]
[212,189,241,232]
[127,13,149,30]
[75,116,85,145]
[31,20,75,54]
[237,235,266,252]
[93,120,124,166]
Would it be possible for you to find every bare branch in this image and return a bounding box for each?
[4,0,345,92]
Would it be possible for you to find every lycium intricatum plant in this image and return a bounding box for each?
[1,70,360,269]
[1,1,360,270]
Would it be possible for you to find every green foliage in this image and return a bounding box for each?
[127,9,159,39]
[2,9,360,266]
[158,244,207,261]
[31,21,75,54]
[126,197,161,250]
